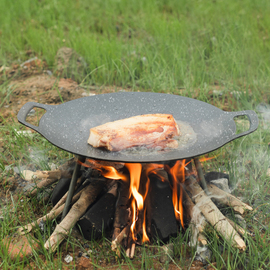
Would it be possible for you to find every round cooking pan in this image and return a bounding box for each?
[17,92,258,163]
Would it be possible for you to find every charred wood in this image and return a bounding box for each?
[147,171,178,242]
[51,178,72,206]
[113,181,130,233]
[77,183,118,240]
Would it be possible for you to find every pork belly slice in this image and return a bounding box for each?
[87,114,180,151]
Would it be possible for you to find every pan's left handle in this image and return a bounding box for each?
[228,110,259,140]
[17,102,54,133]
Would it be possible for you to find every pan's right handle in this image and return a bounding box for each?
[17,102,55,133]
[228,110,259,140]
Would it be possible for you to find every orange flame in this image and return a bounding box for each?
[125,163,150,242]
[79,158,190,240]
[101,166,127,181]
[78,158,127,181]
[199,155,217,162]
[142,176,150,243]
[166,160,186,228]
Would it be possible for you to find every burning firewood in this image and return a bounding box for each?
[44,179,112,252]
[17,156,253,257]
[78,158,125,171]
[111,180,130,257]
[77,183,118,240]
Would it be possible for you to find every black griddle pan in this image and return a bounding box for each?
[17,92,258,163]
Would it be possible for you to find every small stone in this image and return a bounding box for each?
[64,254,73,263]
[23,183,36,193]
[159,243,174,263]
[210,178,231,193]
[45,70,53,76]
[212,90,223,96]
[81,253,89,258]
[37,188,52,202]
[20,57,43,69]
[205,172,229,182]
[27,109,36,116]
[39,220,46,232]
[195,246,212,264]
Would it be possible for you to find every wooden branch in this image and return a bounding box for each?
[22,169,70,182]
[183,187,208,246]
[112,181,130,231]
[18,189,83,235]
[207,183,253,214]
[111,224,130,253]
[197,232,207,246]
[79,158,125,170]
[44,179,109,252]
[185,177,246,251]
[125,231,133,258]
[22,169,71,196]
[130,242,136,259]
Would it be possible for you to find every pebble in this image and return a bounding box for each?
[210,178,231,193]
[195,246,212,264]
[212,90,223,96]
[64,254,73,263]
[27,109,36,116]
[39,220,46,232]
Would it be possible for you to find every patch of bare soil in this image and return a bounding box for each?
[1,72,87,122]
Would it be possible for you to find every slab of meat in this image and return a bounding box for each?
[87,114,180,151]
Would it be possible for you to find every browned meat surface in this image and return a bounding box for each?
[87,114,180,151]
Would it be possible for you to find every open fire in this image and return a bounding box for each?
[78,158,190,246]
[18,155,253,259]
[14,93,259,262]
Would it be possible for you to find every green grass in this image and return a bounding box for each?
[1,0,270,92]
[1,0,270,269]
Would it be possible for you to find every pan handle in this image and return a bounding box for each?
[228,110,259,140]
[17,102,54,133]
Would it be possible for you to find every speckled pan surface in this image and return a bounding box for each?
[17,92,258,162]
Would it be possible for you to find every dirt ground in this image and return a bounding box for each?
[0,63,218,270]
